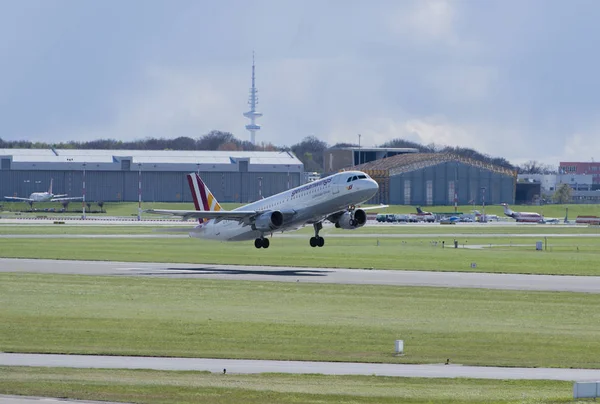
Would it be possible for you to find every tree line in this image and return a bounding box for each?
[0,131,553,174]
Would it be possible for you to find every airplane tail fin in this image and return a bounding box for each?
[48,178,53,195]
[501,203,511,215]
[416,207,423,214]
[186,173,223,222]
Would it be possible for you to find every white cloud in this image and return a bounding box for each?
[424,65,500,104]
[387,0,457,45]
[325,115,487,150]
[563,131,600,161]
[68,66,248,141]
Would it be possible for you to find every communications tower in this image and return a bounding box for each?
[243,52,262,145]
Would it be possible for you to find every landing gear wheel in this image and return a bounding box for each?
[255,238,270,249]
[310,222,325,247]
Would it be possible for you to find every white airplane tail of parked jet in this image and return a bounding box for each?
[501,203,543,223]
[146,171,385,248]
[4,178,83,204]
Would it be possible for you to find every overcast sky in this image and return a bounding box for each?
[1,0,600,165]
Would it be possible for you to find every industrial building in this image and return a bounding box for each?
[559,161,600,185]
[0,149,303,203]
[355,153,516,206]
[518,173,600,203]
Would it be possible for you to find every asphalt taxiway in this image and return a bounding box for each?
[1,353,600,381]
[1,258,599,293]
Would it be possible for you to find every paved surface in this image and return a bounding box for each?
[1,258,599,293]
[0,396,126,404]
[1,353,599,381]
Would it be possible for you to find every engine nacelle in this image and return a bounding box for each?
[335,209,367,229]
[253,211,284,232]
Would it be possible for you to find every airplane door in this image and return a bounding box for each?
[332,175,340,194]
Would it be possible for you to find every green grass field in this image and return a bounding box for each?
[2,223,600,235]
[0,367,576,404]
[1,273,599,368]
[1,216,598,402]
[2,201,599,219]
[1,235,599,275]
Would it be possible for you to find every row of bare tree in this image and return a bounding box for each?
[1,131,553,174]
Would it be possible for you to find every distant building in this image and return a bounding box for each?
[355,153,516,205]
[0,149,303,203]
[559,162,600,185]
[517,173,599,203]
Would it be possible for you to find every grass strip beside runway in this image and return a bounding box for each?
[2,223,600,235]
[1,273,599,368]
[3,201,599,220]
[1,236,599,275]
[0,367,574,404]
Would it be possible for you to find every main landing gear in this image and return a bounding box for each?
[254,237,270,249]
[309,222,325,248]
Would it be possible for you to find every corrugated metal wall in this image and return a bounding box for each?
[0,170,301,203]
[386,162,515,205]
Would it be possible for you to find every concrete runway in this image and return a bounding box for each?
[2,353,600,381]
[1,258,599,293]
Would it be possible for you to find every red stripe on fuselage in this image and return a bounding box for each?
[187,174,201,211]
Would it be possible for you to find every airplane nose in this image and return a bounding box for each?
[368,179,379,190]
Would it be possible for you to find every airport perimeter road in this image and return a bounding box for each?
[1,353,600,381]
[0,395,126,404]
[1,258,600,293]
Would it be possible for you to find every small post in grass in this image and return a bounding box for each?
[395,340,404,356]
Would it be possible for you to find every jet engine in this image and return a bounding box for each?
[335,209,367,229]
[253,211,284,232]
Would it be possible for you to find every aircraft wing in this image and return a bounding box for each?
[51,196,84,202]
[4,196,34,202]
[145,209,260,223]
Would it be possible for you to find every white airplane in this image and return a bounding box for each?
[146,171,384,249]
[415,207,435,222]
[500,203,543,223]
[472,210,499,221]
[4,179,83,204]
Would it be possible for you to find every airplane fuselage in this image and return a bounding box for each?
[28,192,55,202]
[512,214,543,223]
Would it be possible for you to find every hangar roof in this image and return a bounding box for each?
[0,149,301,165]
[354,153,516,177]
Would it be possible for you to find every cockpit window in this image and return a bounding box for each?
[347,174,367,182]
